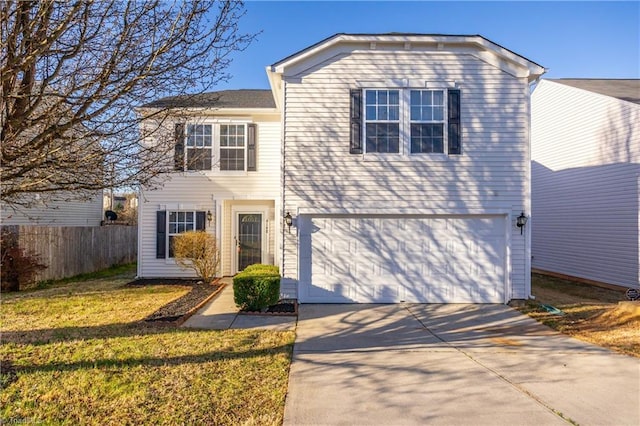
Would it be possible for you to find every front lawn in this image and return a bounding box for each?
[1,265,295,425]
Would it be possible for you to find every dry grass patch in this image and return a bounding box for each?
[1,266,295,425]
[519,274,639,357]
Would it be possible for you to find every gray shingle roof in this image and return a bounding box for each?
[550,79,640,104]
[142,89,275,109]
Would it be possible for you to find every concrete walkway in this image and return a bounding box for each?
[181,278,297,331]
[284,303,640,426]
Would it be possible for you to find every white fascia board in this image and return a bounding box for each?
[266,66,283,111]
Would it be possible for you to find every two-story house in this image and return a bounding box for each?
[139,33,545,304]
[137,90,281,279]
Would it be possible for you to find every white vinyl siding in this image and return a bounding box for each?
[531,80,640,288]
[138,116,281,279]
[281,50,532,300]
[1,193,103,226]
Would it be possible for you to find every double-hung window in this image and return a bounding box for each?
[186,124,213,170]
[410,90,445,154]
[156,210,206,259]
[175,122,257,172]
[365,90,400,153]
[219,124,245,171]
[167,211,195,257]
[353,87,461,157]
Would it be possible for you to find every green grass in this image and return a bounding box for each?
[1,268,295,425]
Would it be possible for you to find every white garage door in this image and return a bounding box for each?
[299,215,506,303]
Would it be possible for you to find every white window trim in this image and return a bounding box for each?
[361,85,453,161]
[183,119,251,173]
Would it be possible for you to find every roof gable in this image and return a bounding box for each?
[269,33,545,83]
[549,79,640,105]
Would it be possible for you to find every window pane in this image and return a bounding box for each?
[410,90,421,105]
[366,90,376,105]
[186,148,212,170]
[388,90,399,105]
[169,224,177,234]
[204,125,212,136]
[366,106,376,120]
[388,106,399,120]
[411,124,444,153]
[169,212,176,222]
[186,212,193,222]
[366,123,400,153]
[433,90,444,105]
[220,148,245,171]
[378,106,388,120]
[177,211,185,222]
[433,107,444,121]
[411,106,421,121]
[379,91,387,104]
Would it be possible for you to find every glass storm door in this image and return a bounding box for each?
[237,213,262,271]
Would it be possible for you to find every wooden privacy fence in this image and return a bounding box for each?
[2,225,137,282]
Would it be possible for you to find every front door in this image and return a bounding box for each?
[237,213,262,271]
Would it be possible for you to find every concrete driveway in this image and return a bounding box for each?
[284,304,639,425]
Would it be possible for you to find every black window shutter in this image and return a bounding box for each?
[196,211,206,230]
[448,90,461,155]
[247,123,257,171]
[156,211,167,258]
[174,123,185,170]
[350,89,363,154]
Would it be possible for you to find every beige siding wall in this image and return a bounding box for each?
[1,194,103,227]
[138,115,281,279]
[531,80,640,288]
[282,50,531,298]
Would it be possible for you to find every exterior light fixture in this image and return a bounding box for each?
[516,212,528,235]
[284,212,293,232]
[206,210,213,225]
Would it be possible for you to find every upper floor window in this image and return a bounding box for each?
[186,124,213,170]
[220,124,245,171]
[350,87,461,157]
[365,90,400,153]
[410,90,445,154]
[175,122,257,172]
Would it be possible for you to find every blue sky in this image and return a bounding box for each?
[215,1,639,90]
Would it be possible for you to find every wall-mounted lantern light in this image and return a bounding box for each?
[284,212,293,233]
[207,210,213,225]
[516,212,528,235]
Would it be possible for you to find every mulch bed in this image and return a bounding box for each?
[241,299,298,316]
[126,278,222,322]
[126,278,298,321]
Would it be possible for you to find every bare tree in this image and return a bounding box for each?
[1,0,255,207]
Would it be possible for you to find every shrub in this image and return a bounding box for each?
[1,228,47,292]
[242,264,279,275]
[233,265,280,311]
[172,231,220,284]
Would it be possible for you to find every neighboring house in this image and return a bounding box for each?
[137,90,281,279]
[531,79,640,289]
[140,33,545,304]
[1,194,103,226]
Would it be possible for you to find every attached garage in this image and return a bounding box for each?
[298,215,507,304]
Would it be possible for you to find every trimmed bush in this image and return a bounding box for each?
[242,264,279,275]
[233,264,280,311]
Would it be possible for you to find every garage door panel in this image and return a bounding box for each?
[300,215,506,303]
